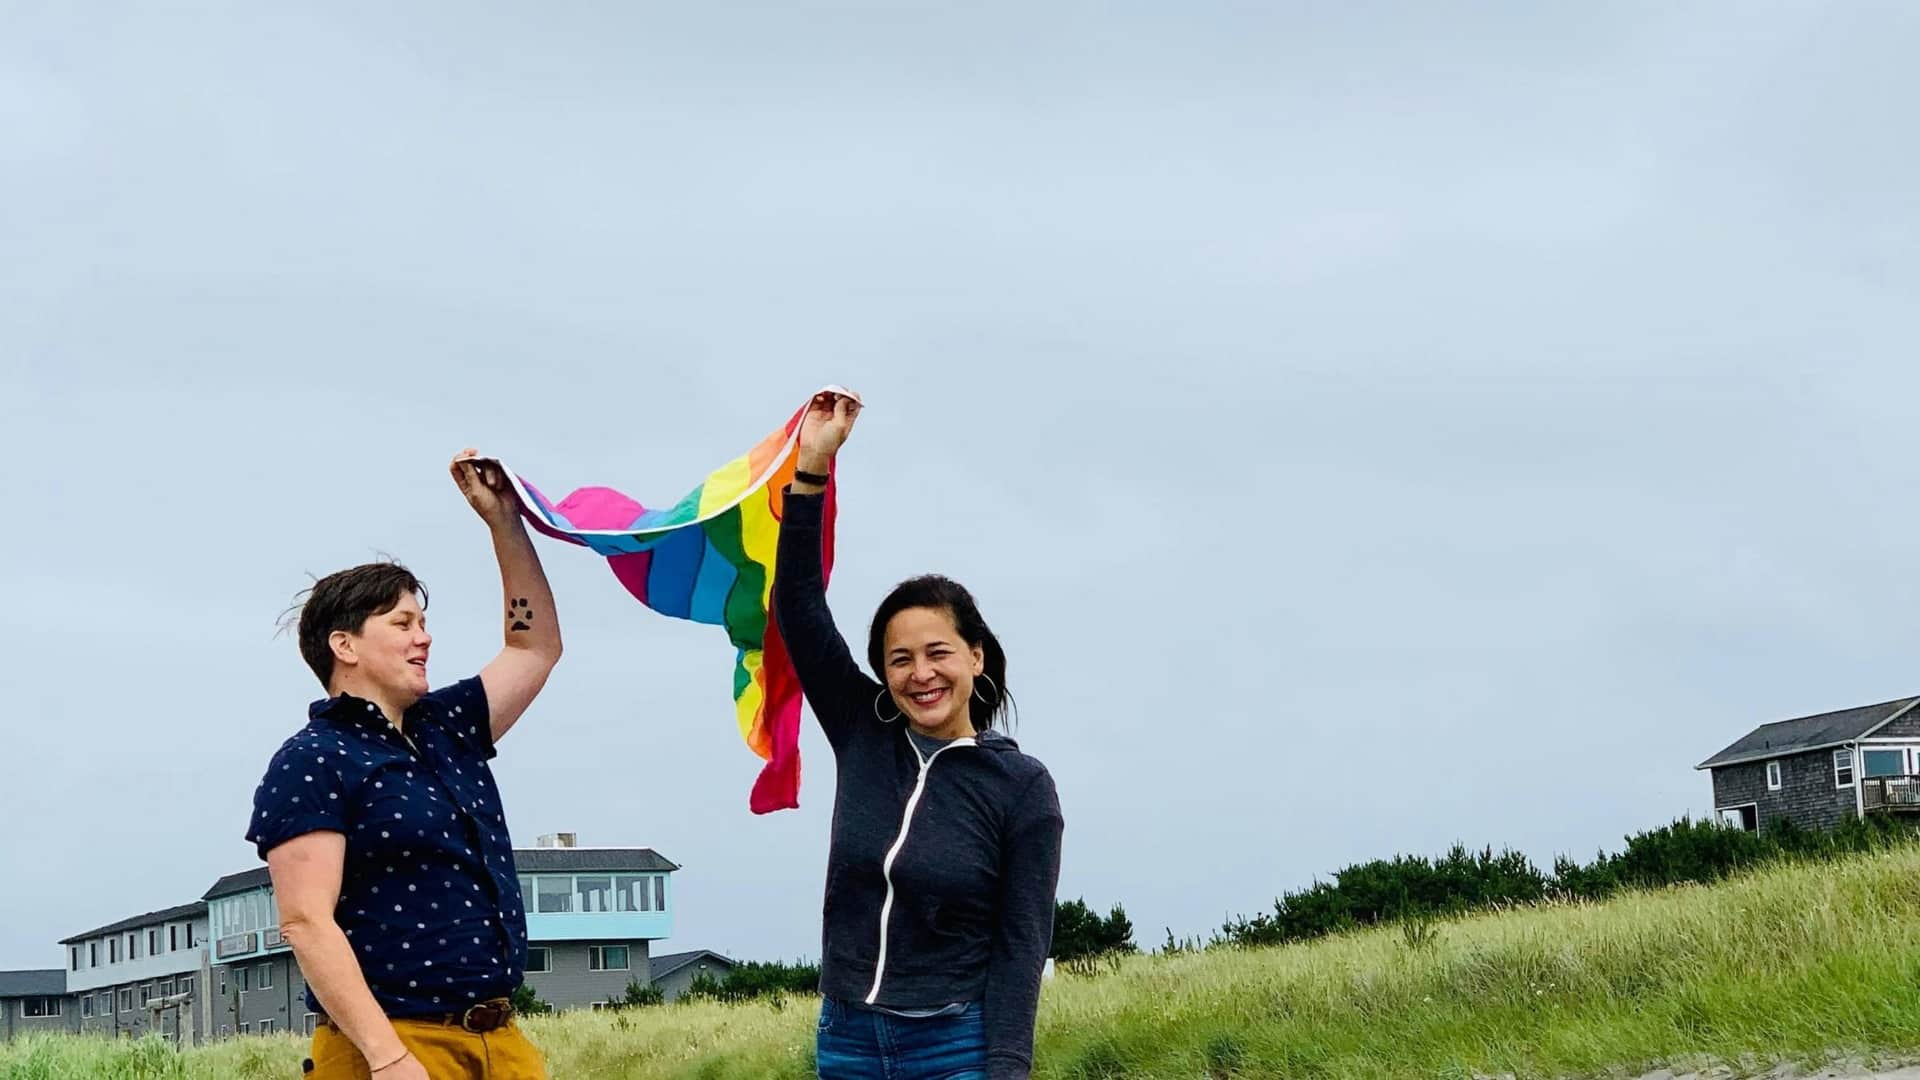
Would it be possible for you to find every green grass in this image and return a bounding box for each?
[11,844,1920,1078]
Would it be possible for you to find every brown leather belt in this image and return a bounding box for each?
[317,998,515,1034]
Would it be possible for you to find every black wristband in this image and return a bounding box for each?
[793,469,830,486]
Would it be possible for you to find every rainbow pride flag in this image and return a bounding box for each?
[490,390,846,814]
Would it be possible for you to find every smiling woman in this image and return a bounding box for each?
[772,391,1063,1080]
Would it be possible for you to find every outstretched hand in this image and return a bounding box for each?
[450,449,518,528]
[797,390,861,472]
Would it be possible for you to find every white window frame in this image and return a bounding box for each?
[1765,760,1783,791]
[24,996,61,1018]
[589,945,631,972]
[1835,747,1856,788]
[117,988,132,1012]
[81,994,94,1019]
[178,975,194,997]
[258,1018,274,1034]
[304,1012,317,1036]
[1718,802,1759,832]
[257,962,273,989]
[525,947,552,974]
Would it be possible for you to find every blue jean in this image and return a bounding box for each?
[815,997,988,1080]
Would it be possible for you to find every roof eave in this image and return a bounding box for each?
[1697,738,1856,771]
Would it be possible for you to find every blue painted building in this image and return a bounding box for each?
[197,834,684,1022]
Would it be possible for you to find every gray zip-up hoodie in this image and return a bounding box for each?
[773,489,1064,1080]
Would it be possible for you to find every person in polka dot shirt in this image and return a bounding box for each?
[250,451,562,1080]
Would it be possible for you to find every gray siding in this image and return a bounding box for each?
[213,953,309,1037]
[72,976,205,1044]
[522,941,652,1010]
[1875,709,1920,739]
[2,996,79,1039]
[1712,748,1856,832]
[653,958,735,1003]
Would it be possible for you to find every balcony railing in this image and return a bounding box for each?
[1862,775,1920,812]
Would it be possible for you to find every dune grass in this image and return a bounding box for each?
[10,844,1920,1078]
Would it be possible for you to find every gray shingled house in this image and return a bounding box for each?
[1697,696,1920,833]
[0,970,75,1040]
[647,950,739,1002]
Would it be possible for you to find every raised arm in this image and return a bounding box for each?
[984,771,1065,1080]
[452,450,563,743]
[773,391,877,749]
[270,832,427,1080]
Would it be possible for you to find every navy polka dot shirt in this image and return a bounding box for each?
[247,677,528,1017]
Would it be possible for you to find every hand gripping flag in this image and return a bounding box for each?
[486,388,849,813]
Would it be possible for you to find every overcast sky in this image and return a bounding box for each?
[4,2,1919,970]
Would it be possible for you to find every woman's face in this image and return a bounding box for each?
[882,605,984,739]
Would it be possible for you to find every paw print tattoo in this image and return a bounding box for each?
[508,598,533,632]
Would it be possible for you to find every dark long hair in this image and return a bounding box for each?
[866,575,1013,733]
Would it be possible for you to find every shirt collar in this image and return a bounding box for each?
[310,691,409,730]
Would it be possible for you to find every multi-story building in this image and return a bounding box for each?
[59,902,211,1042]
[0,833,726,1043]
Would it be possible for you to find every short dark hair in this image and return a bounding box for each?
[290,562,428,688]
[865,575,1013,732]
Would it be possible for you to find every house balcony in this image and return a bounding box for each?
[1862,775,1920,813]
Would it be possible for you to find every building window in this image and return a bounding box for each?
[81,995,94,1019]
[304,1012,317,1036]
[157,979,174,998]
[170,925,179,952]
[128,933,138,960]
[70,946,79,972]
[109,938,119,964]
[257,963,273,989]
[90,941,99,967]
[1836,748,1857,788]
[614,875,650,912]
[1864,748,1906,779]
[186,923,196,949]
[149,928,160,955]
[655,876,666,911]
[1719,804,1759,832]
[1765,760,1783,791]
[578,875,614,912]
[236,967,250,993]
[139,984,153,1007]
[536,877,574,914]
[259,1018,274,1034]
[98,992,112,1015]
[23,996,61,1018]
[526,947,552,973]
[118,989,132,1012]
[589,945,630,971]
[178,976,194,997]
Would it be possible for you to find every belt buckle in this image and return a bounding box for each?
[460,1004,489,1033]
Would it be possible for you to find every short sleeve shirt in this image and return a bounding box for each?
[246,677,528,1017]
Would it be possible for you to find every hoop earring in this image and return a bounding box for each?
[872,688,903,724]
[972,673,1000,705]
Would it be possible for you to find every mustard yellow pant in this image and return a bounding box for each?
[307,1017,547,1079]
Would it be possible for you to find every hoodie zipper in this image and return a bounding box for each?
[864,734,977,1006]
